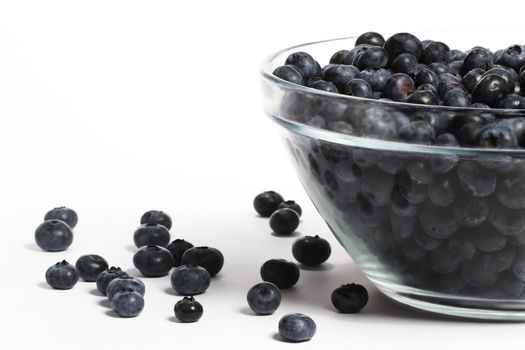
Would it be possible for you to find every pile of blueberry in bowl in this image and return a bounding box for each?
[260,31,525,320]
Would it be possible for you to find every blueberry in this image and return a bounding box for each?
[344,78,373,98]
[273,65,304,85]
[462,68,486,93]
[429,248,463,274]
[414,229,442,250]
[75,254,108,282]
[497,271,524,297]
[414,67,439,88]
[278,313,316,342]
[269,208,300,235]
[499,93,525,109]
[512,251,525,282]
[429,62,448,75]
[457,161,497,197]
[500,45,525,72]
[327,120,355,135]
[292,235,331,266]
[497,165,525,209]
[140,210,172,230]
[421,41,450,64]
[461,48,493,75]
[472,73,509,107]
[166,239,194,267]
[443,89,471,107]
[331,283,368,313]
[277,200,302,217]
[356,32,385,47]
[285,52,318,79]
[461,254,500,288]
[133,244,174,277]
[356,108,398,140]
[246,282,281,315]
[260,259,299,289]
[406,90,438,105]
[111,290,144,317]
[416,83,438,94]
[392,53,419,77]
[133,223,170,248]
[174,296,203,322]
[485,67,518,94]
[406,159,433,184]
[384,32,422,62]
[322,64,360,91]
[521,69,525,93]
[472,226,506,253]
[253,191,284,217]
[354,46,388,70]
[414,111,451,135]
[308,80,339,93]
[384,73,415,101]
[438,73,461,97]
[329,50,350,64]
[399,121,435,144]
[44,207,78,228]
[490,204,525,236]
[96,267,128,295]
[45,260,79,290]
[448,49,466,62]
[181,246,224,277]
[429,176,456,207]
[389,210,417,238]
[359,68,392,91]
[170,264,211,295]
[419,204,458,239]
[106,276,145,301]
[343,44,372,65]
[402,240,428,261]
[394,170,429,204]
[34,220,73,252]
[446,60,463,78]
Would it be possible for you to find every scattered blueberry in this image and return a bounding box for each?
[253,191,284,217]
[277,200,302,217]
[273,65,304,85]
[260,259,300,289]
[292,235,331,266]
[133,244,174,277]
[106,276,146,301]
[174,296,203,323]
[96,267,128,295]
[166,239,194,267]
[133,223,171,248]
[45,260,79,290]
[140,210,172,230]
[170,264,211,295]
[246,282,281,315]
[75,254,109,282]
[111,290,144,317]
[355,32,385,47]
[331,283,368,313]
[278,313,316,342]
[44,207,78,228]
[181,246,224,277]
[35,220,74,252]
[269,208,300,235]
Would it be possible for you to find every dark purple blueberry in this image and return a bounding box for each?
[44,207,78,228]
[75,254,109,282]
[414,111,451,135]
[457,161,497,197]
[133,223,171,248]
[414,229,442,251]
[438,73,461,97]
[406,90,438,105]
[358,68,392,91]
[170,264,211,295]
[452,196,489,227]
[34,220,73,252]
[106,276,145,301]
[308,80,339,93]
[260,259,300,289]
[443,89,471,107]
[390,209,417,238]
[278,200,302,217]
[475,124,518,149]
[344,44,372,65]
[356,32,385,47]
[499,93,525,109]
[500,45,525,72]
[356,108,398,140]
[472,226,506,253]
[166,239,194,267]
[278,313,316,342]
[344,78,372,98]
[490,204,525,236]
[497,164,525,209]
[322,64,360,91]
[285,52,318,79]
[419,204,459,239]
[485,67,518,94]
[246,282,281,315]
[269,208,300,235]
[253,191,284,217]
[415,67,439,88]
[292,235,331,266]
[447,61,463,78]
[140,210,172,229]
[384,32,422,62]
[354,46,388,70]
[96,267,128,295]
[421,41,450,64]
[273,65,304,85]
[461,68,485,93]
[472,73,509,107]
[174,296,203,322]
[111,290,144,317]
[399,121,435,144]
[461,254,500,288]
[181,246,224,277]
[429,176,456,207]
[133,245,174,277]
[448,49,466,62]
[384,73,415,101]
[461,48,493,75]
[392,53,419,77]
[329,50,350,64]
[429,62,448,75]
[45,260,79,290]
[331,283,368,313]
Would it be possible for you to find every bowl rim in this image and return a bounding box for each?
[260,35,525,157]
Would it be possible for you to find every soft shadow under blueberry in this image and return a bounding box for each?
[164,287,178,296]
[105,310,121,318]
[126,245,137,253]
[299,263,335,271]
[98,299,111,308]
[239,306,258,316]
[89,289,103,296]
[270,231,301,238]
[38,282,53,290]
[168,316,182,323]
[26,243,45,252]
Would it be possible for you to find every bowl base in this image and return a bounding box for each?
[375,283,525,321]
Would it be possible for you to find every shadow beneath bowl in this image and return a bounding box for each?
[270,231,301,238]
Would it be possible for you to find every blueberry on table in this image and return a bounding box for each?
[174,296,203,322]
[166,239,194,267]
[292,235,331,266]
[285,51,318,79]
[353,46,389,70]
[272,65,304,85]
[383,73,415,101]
[140,210,172,230]
[278,313,316,342]
[420,41,450,64]
[133,223,171,248]
[308,80,339,93]
[35,220,73,252]
[269,208,300,235]
[344,78,373,98]
[170,264,211,295]
[253,190,284,217]
[44,207,78,228]
[247,282,281,315]
[111,290,144,317]
[96,267,128,295]
[260,259,300,289]
[471,73,509,107]
[355,32,385,47]
[133,245,174,277]
[384,32,423,62]
[106,276,145,301]
[75,254,108,282]
[331,283,368,313]
[181,246,224,277]
[45,260,79,290]
[278,200,302,217]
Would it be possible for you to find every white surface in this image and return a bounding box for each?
[1,1,524,349]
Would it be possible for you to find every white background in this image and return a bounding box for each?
[1,1,524,349]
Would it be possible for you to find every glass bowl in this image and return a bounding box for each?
[260,32,525,320]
